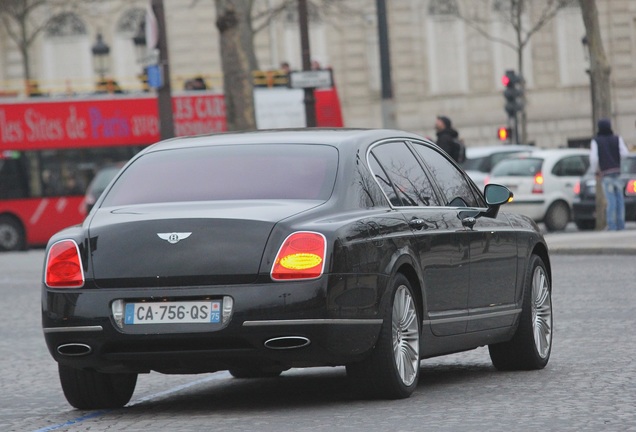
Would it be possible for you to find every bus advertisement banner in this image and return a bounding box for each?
[0,93,227,150]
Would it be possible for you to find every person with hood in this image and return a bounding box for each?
[590,118,629,230]
[435,115,461,162]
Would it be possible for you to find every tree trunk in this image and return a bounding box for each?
[215,0,257,131]
[579,0,611,231]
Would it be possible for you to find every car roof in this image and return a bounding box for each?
[520,148,590,159]
[146,128,431,152]
[465,144,536,157]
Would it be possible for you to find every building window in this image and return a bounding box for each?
[46,12,87,38]
[428,0,459,16]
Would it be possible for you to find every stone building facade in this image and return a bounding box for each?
[1,0,635,149]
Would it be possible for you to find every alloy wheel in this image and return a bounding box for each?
[532,266,552,359]
[392,285,419,386]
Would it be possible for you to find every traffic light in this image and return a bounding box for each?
[497,127,511,141]
[503,70,523,118]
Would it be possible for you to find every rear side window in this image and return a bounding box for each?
[102,144,338,206]
[369,142,439,207]
[552,156,589,177]
[491,158,542,177]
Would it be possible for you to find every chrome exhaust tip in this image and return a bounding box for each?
[264,336,311,350]
[57,343,92,356]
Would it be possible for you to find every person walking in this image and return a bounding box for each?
[590,118,629,230]
[434,115,461,162]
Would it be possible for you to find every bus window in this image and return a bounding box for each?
[0,152,30,199]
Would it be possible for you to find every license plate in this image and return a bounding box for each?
[124,300,221,325]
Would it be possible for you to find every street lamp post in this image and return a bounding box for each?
[91,33,110,84]
[132,1,174,140]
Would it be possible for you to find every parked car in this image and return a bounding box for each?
[83,162,126,214]
[487,148,590,231]
[572,153,636,230]
[42,129,553,409]
[461,144,535,186]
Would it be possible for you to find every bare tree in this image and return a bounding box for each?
[0,0,48,87]
[213,0,363,131]
[450,0,576,144]
[215,0,257,131]
[0,0,92,94]
[579,0,611,230]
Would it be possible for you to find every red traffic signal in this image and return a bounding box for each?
[502,75,510,87]
[498,127,511,141]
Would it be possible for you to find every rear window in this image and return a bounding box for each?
[622,157,636,174]
[101,144,338,206]
[491,157,543,177]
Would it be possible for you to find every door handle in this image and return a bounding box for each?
[409,218,428,230]
[462,217,476,229]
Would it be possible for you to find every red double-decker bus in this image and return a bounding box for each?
[0,93,227,251]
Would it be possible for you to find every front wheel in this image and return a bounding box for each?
[489,255,553,370]
[58,365,137,409]
[346,274,420,399]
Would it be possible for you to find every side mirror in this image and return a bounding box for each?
[484,183,513,206]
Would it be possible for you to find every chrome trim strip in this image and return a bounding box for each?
[423,308,521,326]
[243,319,383,327]
[43,326,104,333]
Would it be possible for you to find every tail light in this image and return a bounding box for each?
[573,181,580,196]
[45,240,84,288]
[532,172,544,194]
[271,232,326,281]
[484,175,490,186]
[626,179,636,196]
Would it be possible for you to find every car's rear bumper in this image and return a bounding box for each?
[573,198,636,222]
[42,274,387,374]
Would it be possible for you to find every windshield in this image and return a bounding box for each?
[101,144,339,206]
[491,157,543,177]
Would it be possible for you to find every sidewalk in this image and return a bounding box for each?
[543,222,636,255]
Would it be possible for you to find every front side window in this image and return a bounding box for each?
[369,142,439,207]
[411,142,482,207]
[102,144,338,206]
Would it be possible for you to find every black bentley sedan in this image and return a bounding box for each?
[42,129,553,409]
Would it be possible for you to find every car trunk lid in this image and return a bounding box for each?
[88,201,320,288]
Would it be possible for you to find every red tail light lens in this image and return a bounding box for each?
[45,240,84,288]
[626,179,636,196]
[532,172,544,194]
[271,232,326,281]
[573,181,580,196]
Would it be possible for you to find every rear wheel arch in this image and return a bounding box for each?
[394,263,424,322]
[531,243,551,287]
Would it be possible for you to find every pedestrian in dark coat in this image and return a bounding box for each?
[435,115,461,162]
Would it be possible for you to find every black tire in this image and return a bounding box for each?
[544,201,570,231]
[58,364,137,409]
[346,273,420,399]
[489,255,553,371]
[575,220,595,231]
[0,215,25,251]
[228,367,286,379]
